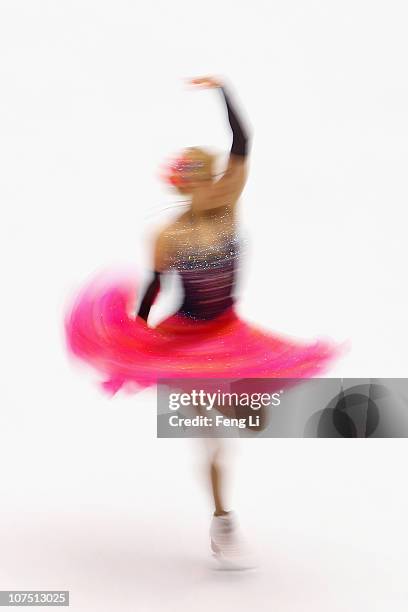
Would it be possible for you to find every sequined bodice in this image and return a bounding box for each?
[170,233,240,320]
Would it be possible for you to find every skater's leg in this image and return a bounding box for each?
[209,444,229,516]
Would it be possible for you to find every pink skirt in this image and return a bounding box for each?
[65,272,345,395]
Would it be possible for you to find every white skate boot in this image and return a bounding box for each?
[209,512,257,570]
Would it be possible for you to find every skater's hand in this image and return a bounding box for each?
[185,75,223,89]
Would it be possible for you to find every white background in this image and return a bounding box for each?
[1,1,407,610]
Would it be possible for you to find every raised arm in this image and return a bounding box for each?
[188,76,251,209]
[220,85,249,159]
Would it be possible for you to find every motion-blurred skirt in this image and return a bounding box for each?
[65,272,344,395]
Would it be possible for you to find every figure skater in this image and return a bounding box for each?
[65,75,343,569]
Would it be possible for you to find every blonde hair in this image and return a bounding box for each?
[182,146,215,179]
[167,146,216,196]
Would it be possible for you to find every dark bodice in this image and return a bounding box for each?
[170,233,241,320]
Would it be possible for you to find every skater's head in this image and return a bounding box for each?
[162,147,215,196]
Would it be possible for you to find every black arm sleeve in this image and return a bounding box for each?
[137,270,161,322]
[219,86,250,158]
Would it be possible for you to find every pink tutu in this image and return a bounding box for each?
[65,272,344,395]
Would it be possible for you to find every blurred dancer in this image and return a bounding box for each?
[66,76,342,569]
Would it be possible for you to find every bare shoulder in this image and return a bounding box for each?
[152,212,188,270]
[163,211,193,239]
[169,210,191,229]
